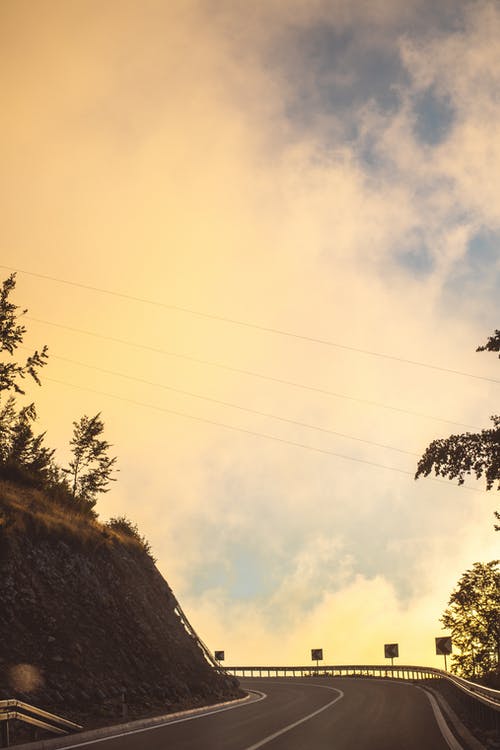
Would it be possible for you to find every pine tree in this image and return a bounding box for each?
[0,396,17,463]
[0,397,54,485]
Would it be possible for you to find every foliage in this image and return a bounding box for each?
[0,396,55,487]
[0,275,127,523]
[0,274,48,394]
[64,414,117,514]
[415,330,499,526]
[416,416,500,491]
[442,561,500,680]
[476,329,500,357]
[106,515,155,561]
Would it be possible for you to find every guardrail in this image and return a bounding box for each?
[170,589,228,675]
[173,600,226,673]
[227,664,500,703]
[227,664,500,738]
[0,699,82,747]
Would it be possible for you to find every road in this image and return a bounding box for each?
[53,678,458,750]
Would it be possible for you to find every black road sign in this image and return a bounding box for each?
[311,649,323,661]
[435,637,452,655]
[384,643,399,658]
[214,651,225,661]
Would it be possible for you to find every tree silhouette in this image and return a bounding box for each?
[442,561,500,680]
[65,413,117,513]
[477,330,500,357]
[416,330,499,527]
[0,396,54,486]
[0,274,48,394]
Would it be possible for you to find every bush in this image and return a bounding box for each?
[106,516,155,562]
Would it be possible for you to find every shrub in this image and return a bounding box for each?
[106,516,155,562]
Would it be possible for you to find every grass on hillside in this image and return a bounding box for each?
[0,479,154,560]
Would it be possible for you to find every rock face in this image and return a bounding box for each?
[0,481,240,727]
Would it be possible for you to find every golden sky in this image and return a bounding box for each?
[1,0,499,667]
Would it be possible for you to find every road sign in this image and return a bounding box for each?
[311,649,323,661]
[214,651,225,661]
[435,636,452,671]
[435,637,452,656]
[384,643,399,659]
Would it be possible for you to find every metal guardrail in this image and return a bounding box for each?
[171,593,225,673]
[0,699,81,747]
[438,670,500,708]
[228,663,500,739]
[227,664,500,709]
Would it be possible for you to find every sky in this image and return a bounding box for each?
[1,0,499,668]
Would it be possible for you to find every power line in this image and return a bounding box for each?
[42,350,418,457]
[27,316,481,430]
[6,264,499,384]
[43,375,483,492]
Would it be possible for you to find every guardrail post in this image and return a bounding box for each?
[0,719,9,748]
[121,689,127,719]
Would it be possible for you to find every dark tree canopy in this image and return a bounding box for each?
[477,329,500,357]
[416,330,499,527]
[0,274,48,394]
[416,416,500,491]
[441,561,500,680]
[0,397,54,485]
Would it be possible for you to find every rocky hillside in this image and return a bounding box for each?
[0,480,240,730]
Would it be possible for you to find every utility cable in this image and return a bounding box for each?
[43,376,483,492]
[5,264,499,384]
[26,316,481,431]
[42,350,418,457]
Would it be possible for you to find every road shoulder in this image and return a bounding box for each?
[10,690,265,750]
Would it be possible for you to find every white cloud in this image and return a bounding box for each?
[1,0,498,666]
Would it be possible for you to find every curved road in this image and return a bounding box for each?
[52,678,459,750]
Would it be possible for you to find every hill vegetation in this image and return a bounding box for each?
[0,273,241,737]
[0,478,241,732]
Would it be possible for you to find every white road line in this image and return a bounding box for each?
[242,683,344,750]
[419,689,464,750]
[50,690,267,749]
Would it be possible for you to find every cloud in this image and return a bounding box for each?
[1,0,498,667]
[399,1,500,229]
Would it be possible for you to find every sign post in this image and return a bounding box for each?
[311,648,323,673]
[384,643,399,667]
[214,650,225,664]
[435,637,452,671]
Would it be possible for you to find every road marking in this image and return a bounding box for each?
[242,683,344,750]
[48,690,267,749]
[418,689,464,750]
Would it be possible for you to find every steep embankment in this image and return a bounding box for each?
[0,481,240,728]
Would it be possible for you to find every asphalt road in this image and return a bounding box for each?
[55,678,458,750]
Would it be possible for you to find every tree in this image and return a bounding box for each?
[477,329,500,357]
[0,396,17,463]
[415,330,499,527]
[64,413,117,513]
[441,561,500,681]
[0,274,48,394]
[0,396,54,485]
[9,402,54,478]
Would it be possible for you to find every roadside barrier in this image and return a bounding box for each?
[227,664,500,738]
[0,699,81,747]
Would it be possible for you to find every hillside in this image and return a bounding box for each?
[0,480,241,732]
